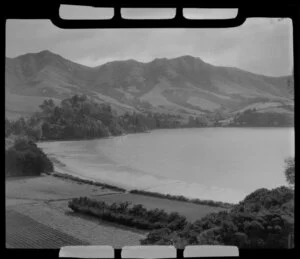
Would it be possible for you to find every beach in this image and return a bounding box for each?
[37,127,294,204]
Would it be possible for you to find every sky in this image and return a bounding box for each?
[5,7,293,77]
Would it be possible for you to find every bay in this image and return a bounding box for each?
[38,127,294,203]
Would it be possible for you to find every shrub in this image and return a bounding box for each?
[140,186,294,248]
[68,197,188,231]
[5,137,53,176]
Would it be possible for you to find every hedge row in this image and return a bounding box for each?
[68,197,188,231]
[129,189,234,209]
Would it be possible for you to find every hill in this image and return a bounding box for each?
[6,50,293,123]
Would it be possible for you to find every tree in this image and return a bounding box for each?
[39,99,55,117]
[140,228,172,245]
[284,157,294,187]
[41,122,51,139]
[5,137,53,176]
[26,126,42,141]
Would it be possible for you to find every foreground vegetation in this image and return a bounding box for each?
[68,197,188,231]
[68,186,294,248]
[141,186,294,248]
[5,137,53,177]
[129,190,234,209]
[88,193,225,222]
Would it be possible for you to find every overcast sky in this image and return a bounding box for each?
[5,8,293,77]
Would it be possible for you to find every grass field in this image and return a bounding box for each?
[5,176,145,248]
[6,175,226,248]
[6,210,88,248]
[93,193,226,222]
[5,175,118,202]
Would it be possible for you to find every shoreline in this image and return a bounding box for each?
[36,126,294,144]
[49,171,127,193]
[36,126,294,208]
[48,171,235,209]
[37,131,152,144]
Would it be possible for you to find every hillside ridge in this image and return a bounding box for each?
[5,50,294,122]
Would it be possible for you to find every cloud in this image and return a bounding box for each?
[5,17,293,76]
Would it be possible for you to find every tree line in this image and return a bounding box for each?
[68,197,188,231]
[5,95,188,142]
[228,108,294,127]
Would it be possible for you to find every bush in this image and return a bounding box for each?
[140,228,172,245]
[5,137,53,176]
[284,157,294,187]
[68,197,188,231]
[140,186,294,248]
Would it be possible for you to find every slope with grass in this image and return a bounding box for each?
[6,50,293,122]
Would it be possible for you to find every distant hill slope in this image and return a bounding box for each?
[5,50,294,120]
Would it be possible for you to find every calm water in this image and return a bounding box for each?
[38,128,294,203]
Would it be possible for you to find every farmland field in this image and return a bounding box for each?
[5,175,118,201]
[5,175,226,248]
[6,209,88,248]
[5,176,145,248]
[93,193,226,222]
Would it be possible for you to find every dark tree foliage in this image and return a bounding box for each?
[7,95,292,141]
[284,157,295,187]
[5,95,185,141]
[229,109,293,127]
[5,137,54,176]
[68,197,188,231]
[141,186,294,248]
[5,116,42,141]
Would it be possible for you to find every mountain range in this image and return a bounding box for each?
[5,50,294,121]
